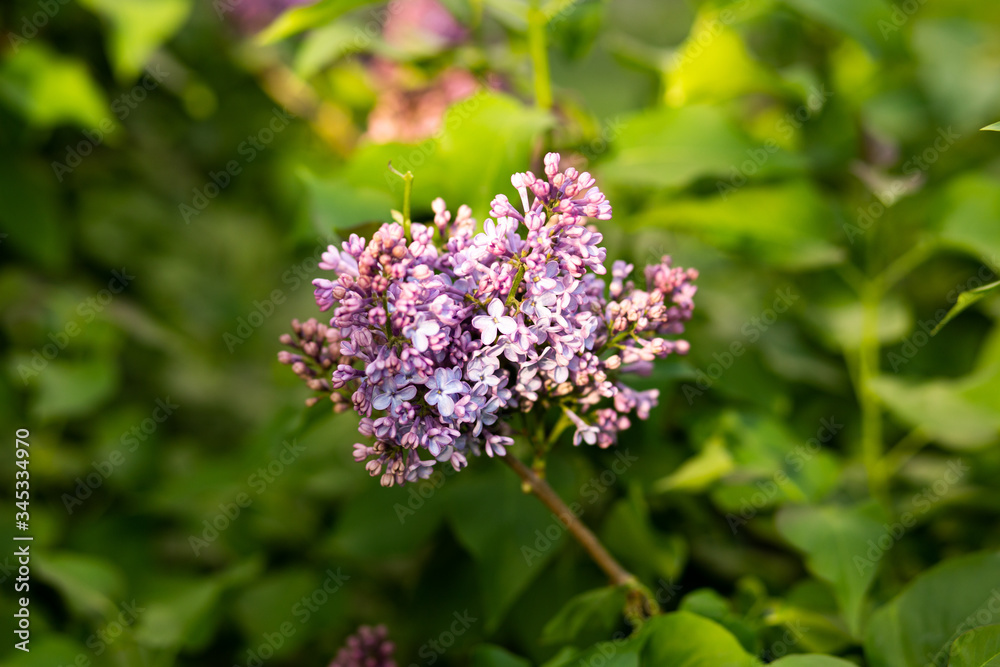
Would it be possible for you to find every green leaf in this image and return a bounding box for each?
[541,585,629,645]
[870,376,1000,449]
[933,281,1000,334]
[0,156,69,270]
[327,478,448,558]
[338,92,552,221]
[301,170,395,234]
[781,0,897,56]
[653,437,733,493]
[707,411,841,510]
[31,360,119,422]
[912,20,1000,132]
[806,297,913,351]
[294,23,362,78]
[937,173,1000,263]
[776,503,887,637]
[679,589,758,653]
[470,644,533,667]
[984,122,1000,132]
[769,657,859,667]
[447,465,566,630]
[0,43,110,128]
[233,570,327,656]
[257,0,381,43]
[630,181,843,270]
[665,10,782,106]
[35,553,125,618]
[949,624,1000,667]
[640,611,760,666]
[4,637,90,667]
[78,0,191,80]
[865,551,1000,667]
[133,579,227,651]
[601,106,803,191]
[600,495,687,584]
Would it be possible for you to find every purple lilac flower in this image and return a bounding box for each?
[472,298,517,344]
[279,153,697,484]
[329,625,396,667]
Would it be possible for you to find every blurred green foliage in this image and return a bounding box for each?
[2,0,1000,665]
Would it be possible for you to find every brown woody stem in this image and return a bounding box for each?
[501,452,635,587]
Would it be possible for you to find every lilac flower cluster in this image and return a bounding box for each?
[329,625,396,667]
[279,153,697,486]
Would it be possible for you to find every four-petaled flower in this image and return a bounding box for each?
[472,299,517,345]
[424,368,468,417]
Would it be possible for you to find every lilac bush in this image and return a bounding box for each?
[279,153,697,486]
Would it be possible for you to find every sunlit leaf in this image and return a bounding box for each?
[301,169,395,234]
[865,552,1000,667]
[776,503,887,637]
[0,43,109,128]
[601,106,803,190]
[78,0,191,80]
[949,624,1000,667]
[257,0,381,43]
[631,181,843,270]
[770,656,858,667]
[666,11,781,107]
[937,173,1000,266]
[653,437,733,493]
[640,611,761,666]
[870,376,1000,449]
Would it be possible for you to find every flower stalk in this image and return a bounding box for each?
[501,450,661,621]
[501,451,632,585]
[527,5,553,111]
